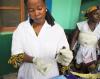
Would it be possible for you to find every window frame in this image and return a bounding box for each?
[0,0,25,32]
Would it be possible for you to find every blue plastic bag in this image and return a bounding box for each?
[51,75,67,79]
[65,74,78,79]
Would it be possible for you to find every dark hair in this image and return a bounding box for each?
[45,9,55,26]
[25,0,55,26]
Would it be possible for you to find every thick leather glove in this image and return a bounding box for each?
[32,58,51,75]
[56,48,73,66]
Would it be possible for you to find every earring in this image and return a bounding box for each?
[46,8,47,12]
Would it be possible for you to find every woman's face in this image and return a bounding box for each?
[27,0,46,24]
[92,9,100,22]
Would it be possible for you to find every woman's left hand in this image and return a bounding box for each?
[56,48,73,66]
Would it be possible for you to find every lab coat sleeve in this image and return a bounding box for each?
[56,29,70,53]
[11,29,24,55]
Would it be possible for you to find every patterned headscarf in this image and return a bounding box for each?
[86,6,97,14]
[81,5,100,20]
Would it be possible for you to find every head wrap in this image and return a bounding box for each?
[81,6,98,20]
[81,6,98,14]
[86,6,97,14]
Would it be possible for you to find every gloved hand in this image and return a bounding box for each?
[56,48,73,66]
[32,57,51,75]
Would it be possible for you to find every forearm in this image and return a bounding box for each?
[23,53,33,63]
[71,38,79,51]
[70,28,79,50]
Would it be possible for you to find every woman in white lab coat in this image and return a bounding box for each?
[8,0,73,79]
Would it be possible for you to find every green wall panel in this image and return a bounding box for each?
[0,32,18,76]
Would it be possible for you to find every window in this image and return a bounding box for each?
[0,0,25,32]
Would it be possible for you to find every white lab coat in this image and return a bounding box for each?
[11,20,70,79]
[76,21,100,64]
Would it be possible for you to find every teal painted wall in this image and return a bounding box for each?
[52,0,81,29]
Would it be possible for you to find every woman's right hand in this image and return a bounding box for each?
[32,57,51,75]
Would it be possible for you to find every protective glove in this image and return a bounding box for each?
[56,48,73,66]
[32,57,51,75]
